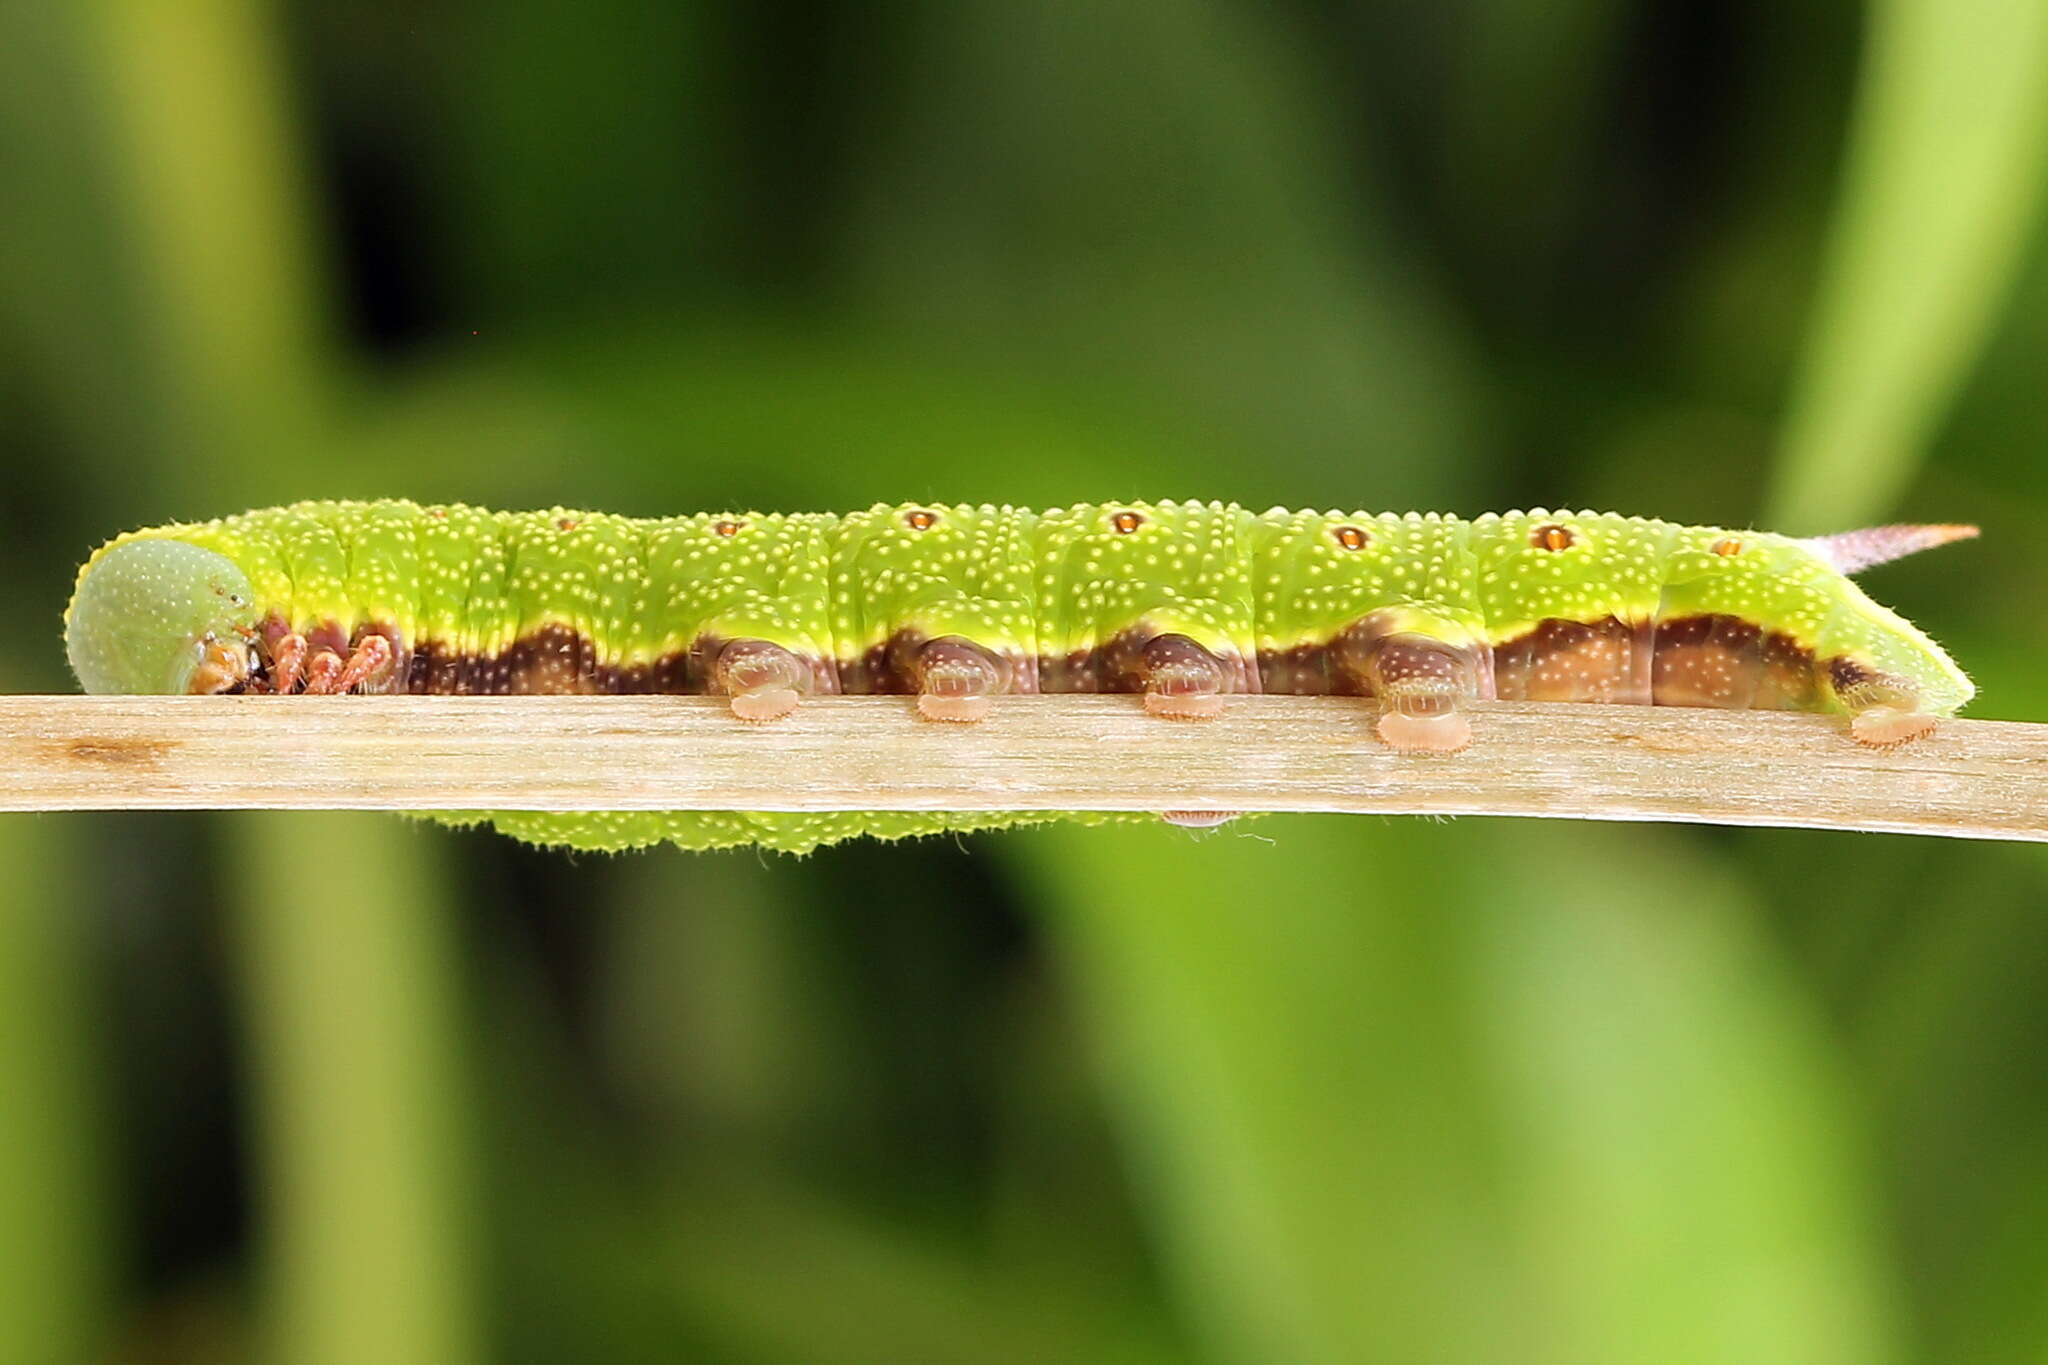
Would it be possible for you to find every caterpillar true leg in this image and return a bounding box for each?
[1139,633,1229,719]
[302,647,348,695]
[268,632,309,694]
[913,637,1006,723]
[715,638,812,721]
[293,635,398,695]
[335,634,398,693]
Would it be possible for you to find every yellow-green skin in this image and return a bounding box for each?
[64,500,1972,855]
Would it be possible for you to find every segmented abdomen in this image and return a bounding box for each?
[200,501,1894,712]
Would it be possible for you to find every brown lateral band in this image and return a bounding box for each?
[245,613,1849,712]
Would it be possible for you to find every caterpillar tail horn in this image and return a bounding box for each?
[1799,523,1979,574]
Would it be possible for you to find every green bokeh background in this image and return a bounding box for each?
[4,3,2047,1362]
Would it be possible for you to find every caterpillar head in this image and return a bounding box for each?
[65,539,261,694]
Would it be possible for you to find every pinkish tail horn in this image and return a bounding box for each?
[1798,523,1979,574]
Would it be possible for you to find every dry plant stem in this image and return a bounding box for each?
[1,695,2044,842]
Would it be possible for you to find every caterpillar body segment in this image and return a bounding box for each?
[1034,501,1261,702]
[830,502,1038,722]
[65,500,1977,853]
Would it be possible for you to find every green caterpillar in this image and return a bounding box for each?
[64,500,1976,853]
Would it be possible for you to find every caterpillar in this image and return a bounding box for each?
[63,500,1977,854]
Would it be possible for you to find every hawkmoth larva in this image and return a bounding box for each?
[64,500,1977,854]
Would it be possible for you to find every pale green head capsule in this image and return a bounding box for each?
[65,539,261,694]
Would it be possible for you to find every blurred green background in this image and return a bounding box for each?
[4,2,2048,1362]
